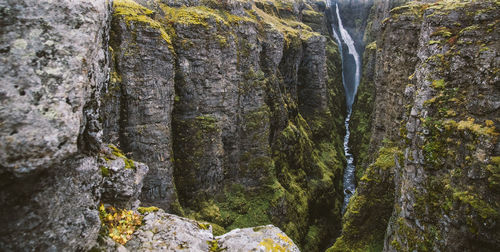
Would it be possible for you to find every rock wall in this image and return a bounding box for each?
[386,1,499,250]
[102,0,347,251]
[330,0,500,251]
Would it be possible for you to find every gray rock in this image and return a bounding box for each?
[100,145,149,209]
[0,157,102,251]
[125,210,213,251]
[0,0,110,179]
[0,0,112,250]
[217,225,300,252]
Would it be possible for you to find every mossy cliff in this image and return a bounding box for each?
[331,0,500,251]
[102,0,346,250]
[3,0,498,250]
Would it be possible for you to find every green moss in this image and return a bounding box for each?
[372,146,401,170]
[366,41,377,50]
[137,206,160,214]
[389,2,429,20]
[252,226,265,232]
[431,79,446,89]
[110,71,122,84]
[207,239,224,252]
[251,3,318,47]
[219,183,280,230]
[108,144,136,169]
[444,118,499,137]
[429,40,441,45]
[113,0,172,47]
[479,45,490,53]
[100,166,110,177]
[487,158,500,190]
[431,27,452,38]
[330,144,401,252]
[452,190,498,219]
[195,115,218,131]
[197,222,210,230]
[216,34,228,47]
[210,223,226,236]
[460,24,480,34]
[160,4,251,28]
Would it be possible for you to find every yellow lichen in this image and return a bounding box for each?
[258,238,289,252]
[452,191,498,219]
[99,204,142,245]
[197,222,210,230]
[113,0,173,47]
[137,206,160,214]
[277,233,294,247]
[366,41,377,50]
[251,3,318,45]
[456,117,498,136]
[431,79,446,89]
[108,144,136,169]
[159,4,252,27]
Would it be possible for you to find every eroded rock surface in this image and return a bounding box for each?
[217,225,301,252]
[0,0,110,178]
[0,0,113,250]
[125,210,213,251]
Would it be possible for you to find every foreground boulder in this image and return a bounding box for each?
[217,225,301,252]
[97,209,300,252]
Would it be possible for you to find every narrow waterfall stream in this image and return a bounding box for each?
[329,1,362,213]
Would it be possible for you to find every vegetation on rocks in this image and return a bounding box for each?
[329,144,402,252]
[98,204,142,245]
[5,0,499,251]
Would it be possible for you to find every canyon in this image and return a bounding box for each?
[0,0,498,251]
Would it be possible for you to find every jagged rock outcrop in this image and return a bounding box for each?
[385,1,499,250]
[0,0,109,178]
[331,0,500,251]
[100,145,150,209]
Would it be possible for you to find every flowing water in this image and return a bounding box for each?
[328,1,362,213]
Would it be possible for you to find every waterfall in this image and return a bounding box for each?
[329,1,362,213]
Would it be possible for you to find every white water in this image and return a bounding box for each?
[335,3,361,108]
[329,1,362,213]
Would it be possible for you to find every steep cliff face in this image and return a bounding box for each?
[102,0,346,250]
[331,0,500,251]
[386,1,499,250]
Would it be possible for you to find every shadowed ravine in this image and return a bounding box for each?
[328,0,362,213]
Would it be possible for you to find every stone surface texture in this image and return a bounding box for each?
[217,225,301,252]
[0,0,112,251]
